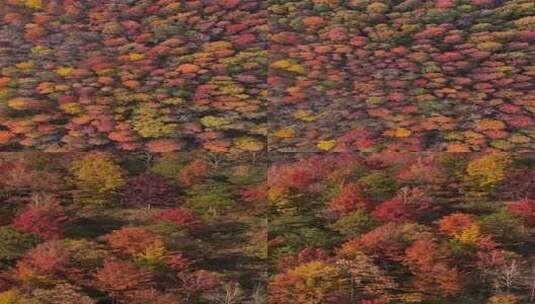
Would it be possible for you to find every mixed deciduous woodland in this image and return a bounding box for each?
[0,152,267,303]
[2,1,535,303]
[269,153,535,304]
[269,0,535,152]
[0,0,267,152]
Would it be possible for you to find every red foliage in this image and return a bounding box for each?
[435,51,463,62]
[357,223,407,262]
[404,240,462,296]
[177,159,210,187]
[240,184,268,203]
[436,213,476,238]
[507,200,535,226]
[96,259,153,292]
[362,300,387,304]
[277,247,329,271]
[102,227,163,256]
[414,27,446,40]
[125,173,181,208]
[166,253,191,272]
[329,182,369,215]
[154,208,202,229]
[436,0,456,8]
[501,169,535,200]
[372,198,410,222]
[11,194,69,240]
[177,270,220,300]
[16,240,70,282]
[372,188,434,222]
[0,161,63,191]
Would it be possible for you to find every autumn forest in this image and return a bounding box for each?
[1,0,535,304]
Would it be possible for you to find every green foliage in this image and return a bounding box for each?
[423,8,458,23]
[480,210,526,245]
[0,227,38,267]
[329,211,377,237]
[185,182,236,217]
[359,172,396,201]
[150,153,189,181]
[270,215,338,258]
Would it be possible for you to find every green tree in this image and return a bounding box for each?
[0,226,38,267]
[329,211,377,237]
[184,182,235,217]
[359,172,396,202]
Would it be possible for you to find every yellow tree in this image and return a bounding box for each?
[464,153,512,199]
[270,261,349,304]
[70,154,125,205]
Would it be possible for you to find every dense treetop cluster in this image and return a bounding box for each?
[2,0,535,153]
[269,0,535,152]
[0,152,267,303]
[0,0,267,152]
[269,153,535,303]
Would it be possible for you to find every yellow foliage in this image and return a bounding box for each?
[200,116,232,128]
[514,16,535,27]
[137,240,167,264]
[60,103,83,114]
[399,293,424,303]
[270,60,305,74]
[24,0,42,9]
[274,127,296,139]
[268,186,292,212]
[317,140,337,151]
[477,42,503,51]
[165,2,182,11]
[294,110,317,122]
[477,119,506,130]
[128,53,145,61]
[464,131,485,140]
[270,60,292,69]
[447,143,471,153]
[7,98,46,110]
[0,88,12,99]
[488,294,520,304]
[95,68,115,76]
[0,289,28,304]
[56,67,74,77]
[219,84,245,95]
[286,64,305,74]
[392,128,412,138]
[54,84,70,91]
[70,154,125,204]
[31,46,51,54]
[287,261,346,302]
[15,61,34,70]
[465,153,512,195]
[132,106,177,138]
[457,224,481,243]
[233,137,265,152]
[203,41,233,52]
[367,2,389,13]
